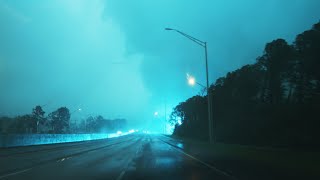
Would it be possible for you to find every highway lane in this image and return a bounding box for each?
[0,135,138,176]
[0,134,233,180]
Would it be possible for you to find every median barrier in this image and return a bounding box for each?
[0,133,110,148]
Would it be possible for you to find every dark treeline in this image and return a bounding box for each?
[0,106,127,134]
[75,115,127,134]
[170,22,320,148]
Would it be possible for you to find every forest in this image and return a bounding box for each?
[0,106,127,134]
[170,22,320,148]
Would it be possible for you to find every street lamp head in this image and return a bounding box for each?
[165,28,174,31]
[188,76,196,86]
[186,73,196,86]
[154,111,159,116]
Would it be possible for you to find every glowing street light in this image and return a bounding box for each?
[187,73,206,88]
[71,108,82,114]
[187,75,196,86]
[69,108,82,133]
[154,111,159,116]
[165,27,214,143]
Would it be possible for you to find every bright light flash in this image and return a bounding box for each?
[186,73,196,86]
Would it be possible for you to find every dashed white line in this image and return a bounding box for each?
[115,170,126,180]
[56,156,73,162]
[115,138,144,180]
[0,168,32,179]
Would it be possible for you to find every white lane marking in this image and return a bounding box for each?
[115,136,145,180]
[161,140,237,180]
[0,137,136,179]
[115,170,126,180]
[56,158,63,162]
[0,168,32,179]
[57,156,73,162]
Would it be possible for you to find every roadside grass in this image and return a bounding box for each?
[169,135,320,177]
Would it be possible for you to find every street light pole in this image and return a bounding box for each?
[165,28,213,143]
[204,43,213,143]
[164,100,167,134]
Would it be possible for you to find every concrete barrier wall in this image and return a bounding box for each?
[0,134,111,148]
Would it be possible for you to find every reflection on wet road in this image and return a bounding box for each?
[0,134,232,180]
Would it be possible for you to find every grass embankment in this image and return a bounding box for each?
[169,135,320,177]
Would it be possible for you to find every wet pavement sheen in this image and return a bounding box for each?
[0,134,232,180]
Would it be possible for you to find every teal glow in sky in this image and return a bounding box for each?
[1,0,320,128]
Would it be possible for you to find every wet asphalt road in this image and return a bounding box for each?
[0,134,232,180]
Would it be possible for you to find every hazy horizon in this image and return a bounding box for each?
[1,0,319,130]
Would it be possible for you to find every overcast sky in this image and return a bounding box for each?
[0,0,319,128]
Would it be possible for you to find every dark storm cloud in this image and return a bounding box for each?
[0,0,150,125]
[105,0,320,97]
[0,0,319,129]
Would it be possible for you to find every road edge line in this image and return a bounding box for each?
[0,168,32,179]
[159,138,238,180]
